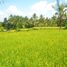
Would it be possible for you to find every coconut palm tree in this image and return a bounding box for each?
[55,0,67,28]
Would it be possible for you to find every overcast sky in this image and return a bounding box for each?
[0,0,67,21]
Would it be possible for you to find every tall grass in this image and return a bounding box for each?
[0,29,67,67]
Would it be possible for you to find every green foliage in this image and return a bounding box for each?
[64,20,67,29]
[38,15,45,27]
[53,3,67,28]
[0,22,4,31]
[32,13,38,26]
[65,25,67,29]
[1,10,67,31]
[0,29,67,67]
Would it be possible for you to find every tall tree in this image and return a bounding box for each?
[38,14,45,27]
[32,13,38,26]
[56,0,67,28]
[3,18,8,30]
[50,15,57,27]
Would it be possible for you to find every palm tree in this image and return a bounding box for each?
[32,13,38,26]
[56,0,67,28]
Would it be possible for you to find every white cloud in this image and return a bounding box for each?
[0,1,56,21]
[6,5,23,16]
[31,1,47,11]
[0,5,24,21]
[29,1,56,18]
[65,0,67,2]
[0,11,7,21]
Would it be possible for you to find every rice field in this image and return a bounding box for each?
[0,29,67,67]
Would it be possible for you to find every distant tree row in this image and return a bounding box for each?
[0,4,67,31]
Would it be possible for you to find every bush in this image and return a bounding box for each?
[0,27,4,32]
[64,21,67,29]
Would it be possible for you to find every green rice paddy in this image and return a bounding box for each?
[0,29,67,67]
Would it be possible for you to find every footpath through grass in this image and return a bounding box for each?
[0,29,67,67]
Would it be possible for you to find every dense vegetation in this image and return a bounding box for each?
[0,29,67,67]
[0,3,67,31]
[0,13,66,31]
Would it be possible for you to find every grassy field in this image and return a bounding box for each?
[0,29,67,67]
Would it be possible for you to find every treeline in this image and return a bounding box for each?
[0,13,67,31]
[0,3,67,31]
